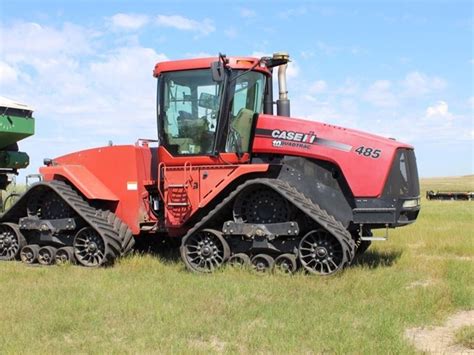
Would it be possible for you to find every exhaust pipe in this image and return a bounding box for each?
[274,52,290,117]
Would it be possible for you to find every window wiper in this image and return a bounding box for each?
[229,60,261,83]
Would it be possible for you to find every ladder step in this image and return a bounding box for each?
[168,184,186,188]
[168,202,189,207]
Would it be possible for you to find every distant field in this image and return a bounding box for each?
[421,175,474,194]
[0,176,472,353]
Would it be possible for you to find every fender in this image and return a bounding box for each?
[40,165,119,201]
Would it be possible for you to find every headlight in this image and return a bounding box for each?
[403,198,420,208]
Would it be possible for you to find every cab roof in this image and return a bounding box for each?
[153,56,271,77]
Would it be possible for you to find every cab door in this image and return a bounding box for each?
[156,68,267,229]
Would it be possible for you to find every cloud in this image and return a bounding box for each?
[316,40,339,55]
[278,6,307,19]
[240,8,256,18]
[467,96,474,109]
[155,15,215,36]
[363,80,398,107]
[0,20,169,178]
[401,71,446,97]
[1,22,93,60]
[336,78,360,95]
[185,52,213,58]
[309,80,327,94]
[286,60,299,79]
[110,13,149,30]
[425,101,453,120]
[0,61,17,84]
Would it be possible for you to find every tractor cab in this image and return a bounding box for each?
[154,54,289,160]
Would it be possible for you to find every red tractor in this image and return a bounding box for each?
[0,53,420,274]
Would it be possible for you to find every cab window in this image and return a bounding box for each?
[225,71,266,153]
[161,69,221,155]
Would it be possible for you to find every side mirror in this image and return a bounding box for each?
[198,92,218,110]
[211,61,224,82]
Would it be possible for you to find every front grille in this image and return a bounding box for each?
[383,149,420,197]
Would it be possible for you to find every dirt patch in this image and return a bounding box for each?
[405,310,474,353]
[419,254,473,262]
[406,279,436,289]
[189,336,226,353]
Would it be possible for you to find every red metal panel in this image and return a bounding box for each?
[40,165,118,201]
[153,57,271,77]
[252,114,413,198]
[41,145,155,235]
[163,164,269,229]
[157,146,250,166]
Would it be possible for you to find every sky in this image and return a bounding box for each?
[0,0,473,179]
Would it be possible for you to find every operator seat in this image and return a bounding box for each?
[230,108,255,152]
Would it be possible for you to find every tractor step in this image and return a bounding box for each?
[359,224,388,241]
[168,202,189,207]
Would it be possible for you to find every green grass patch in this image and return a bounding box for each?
[0,176,472,353]
[454,325,474,349]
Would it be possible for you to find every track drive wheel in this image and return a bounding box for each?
[274,254,298,274]
[0,223,26,261]
[298,229,350,275]
[38,246,57,265]
[20,245,40,264]
[228,253,251,268]
[233,185,292,223]
[251,254,274,273]
[181,229,230,273]
[73,227,109,267]
[55,247,76,265]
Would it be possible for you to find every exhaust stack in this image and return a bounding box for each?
[274,52,291,117]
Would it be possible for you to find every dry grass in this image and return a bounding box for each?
[0,176,472,353]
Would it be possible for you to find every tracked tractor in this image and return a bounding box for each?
[0,53,420,274]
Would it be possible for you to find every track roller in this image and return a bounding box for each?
[298,229,350,275]
[274,254,298,274]
[38,246,57,265]
[181,229,230,273]
[0,223,26,261]
[251,254,274,273]
[20,244,40,264]
[55,247,76,265]
[228,253,251,268]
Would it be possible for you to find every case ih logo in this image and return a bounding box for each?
[271,130,317,144]
[255,127,353,152]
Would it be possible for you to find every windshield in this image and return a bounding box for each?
[158,69,266,156]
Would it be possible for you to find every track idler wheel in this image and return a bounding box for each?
[55,247,76,265]
[274,254,298,274]
[38,246,57,265]
[298,229,350,275]
[74,227,107,267]
[181,229,230,273]
[0,223,26,261]
[20,245,40,264]
[251,254,274,273]
[228,253,251,268]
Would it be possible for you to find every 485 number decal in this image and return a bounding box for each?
[354,146,381,159]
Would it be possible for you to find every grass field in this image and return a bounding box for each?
[0,176,472,353]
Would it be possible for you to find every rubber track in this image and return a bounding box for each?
[100,210,135,255]
[181,178,356,263]
[1,180,124,264]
